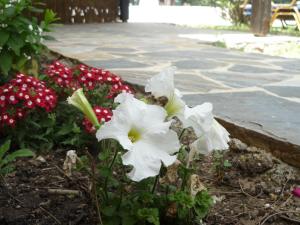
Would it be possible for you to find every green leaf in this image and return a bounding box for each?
[0,51,13,75]
[56,123,74,136]
[28,6,44,13]
[194,191,214,219]
[104,217,120,225]
[0,30,9,47]
[0,149,34,168]
[98,150,110,161]
[98,166,112,178]
[4,149,34,161]
[15,56,28,70]
[102,205,117,217]
[168,191,194,208]
[4,7,16,17]
[7,36,25,56]
[0,140,11,160]
[122,216,137,225]
[44,9,59,24]
[0,165,15,175]
[168,191,194,219]
[137,208,160,225]
[223,160,232,168]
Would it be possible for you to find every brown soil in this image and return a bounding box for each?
[1,140,299,225]
[200,139,300,225]
[0,150,96,225]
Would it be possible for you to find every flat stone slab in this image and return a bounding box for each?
[84,59,149,69]
[173,59,228,70]
[205,71,289,88]
[184,91,300,145]
[264,86,300,98]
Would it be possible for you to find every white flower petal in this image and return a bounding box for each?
[145,67,176,98]
[98,93,180,181]
[122,130,179,182]
[96,113,133,150]
[182,102,214,136]
[190,119,230,155]
[143,129,180,156]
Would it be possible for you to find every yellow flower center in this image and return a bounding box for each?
[165,96,181,118]
[128,127,141,143]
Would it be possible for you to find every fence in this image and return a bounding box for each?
[41,0,118,23]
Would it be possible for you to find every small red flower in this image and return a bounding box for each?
[83,106,113,133]
[0,74,57,127]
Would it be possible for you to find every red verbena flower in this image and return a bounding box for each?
[0,74,57,127]
[83,106,112,133]
[45,61,134,98]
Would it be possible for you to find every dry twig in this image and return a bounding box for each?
[48,188,81,196]
[86,150,104,225]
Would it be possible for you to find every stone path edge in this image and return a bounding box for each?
[50,50,300,169]
[217,118,300,168]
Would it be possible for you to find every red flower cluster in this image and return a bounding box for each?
[83,106,113,133]
[45,61,133,97]
[45,61,79,90]
[0,74,57,127]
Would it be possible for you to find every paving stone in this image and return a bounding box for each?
[173,60,227,70]
[204,72,288,88]
[95,47,137,53]
[274,59,300,72]
[229,64,284,74]
[174,74,227,92]
[184,91,300,145]
[108,70,153,86]
[144,50,259,61]
[264,86,300,98]
[84,59,149,69]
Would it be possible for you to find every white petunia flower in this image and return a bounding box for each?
[96,93,180,182]
[145,67,185,118]
[181,103,214,136]
[146,68,230,156]
[184,103,230,155]
[190,120,230,155]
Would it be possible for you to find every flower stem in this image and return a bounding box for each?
[104,146,119,200]
[85,150,103,225]
[151,174,159,194]
[179,128,186,141]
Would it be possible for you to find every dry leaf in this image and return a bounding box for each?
[63,150,78,176]
[159,160,181,185]
[189,174,206,197]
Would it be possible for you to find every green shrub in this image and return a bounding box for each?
[0,0,58,82]
[217,0,247,25]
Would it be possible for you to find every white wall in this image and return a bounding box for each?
[128,5,232,26]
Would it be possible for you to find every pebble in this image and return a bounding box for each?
[230,138,248,151]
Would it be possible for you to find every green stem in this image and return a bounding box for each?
[179,128,186,140]
[151,175,159,194]
[104,147,119,200]
[109,148,119,169]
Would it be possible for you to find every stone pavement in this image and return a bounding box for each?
[45,23,300,156]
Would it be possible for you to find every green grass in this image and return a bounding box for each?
[196,24,300,37]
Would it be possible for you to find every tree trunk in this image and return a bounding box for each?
[251,0,272,36]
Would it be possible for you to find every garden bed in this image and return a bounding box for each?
[0,138,299,225]
[1,49,299,225]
